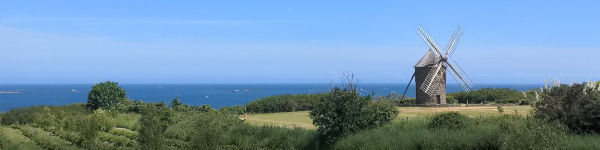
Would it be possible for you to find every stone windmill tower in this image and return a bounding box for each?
[401,25,474,104]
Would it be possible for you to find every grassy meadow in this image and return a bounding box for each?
[245,105,532,129]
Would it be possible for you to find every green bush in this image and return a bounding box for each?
[246,94,326,113]
[98,132,136,147]
[53,129,83,146]
[2,104,86,125]
[309,87,397,144]
[138,103,174,150]
[428,112,469,129]
[86,81,127,110]
[535,83,600,133]
[219,105,245,115]
[446,95,457,104]
[109,128,138,140]
[75,109,115,147]
[362,100,399,127]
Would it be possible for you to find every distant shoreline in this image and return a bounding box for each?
[0,91,22,94]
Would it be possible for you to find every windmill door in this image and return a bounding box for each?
[435,95,441,104]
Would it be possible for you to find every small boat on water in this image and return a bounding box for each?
[0,91,22,94]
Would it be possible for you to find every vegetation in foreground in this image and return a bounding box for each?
[1,80,600,149]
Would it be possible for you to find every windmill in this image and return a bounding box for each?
[401,25,474,104]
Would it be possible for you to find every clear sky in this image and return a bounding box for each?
[1,0,599,84]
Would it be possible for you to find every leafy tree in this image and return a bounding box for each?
[170,96,186,111]
[86,81,127,110]
[310,86,398,144]
[138,103,174,149]
[535,83,600,133]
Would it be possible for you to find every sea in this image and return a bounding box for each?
[0,84,541,112]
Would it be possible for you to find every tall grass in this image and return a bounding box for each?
[335,115,570,150]
[0,126,43,150]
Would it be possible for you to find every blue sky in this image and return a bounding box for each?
[1,0,599,84]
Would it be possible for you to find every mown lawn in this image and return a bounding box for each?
[244,106,532,129]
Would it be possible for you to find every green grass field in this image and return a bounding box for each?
[245,106,532,129]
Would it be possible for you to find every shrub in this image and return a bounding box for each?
[87,81,127,110]
[138,103,174,150]
[535,83,600,133]
[2,104,86,125]
[446,95,457,104]
[428,112,469,129]
[98,132,136,147]
[362,100,399,127]
[219,105,245,115]
[497,106,504,113]
[310,86,398,144]
[109,128,139,140]
[75,109,115,147]
[246,94,326,113]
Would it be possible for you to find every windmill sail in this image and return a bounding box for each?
[401,25,473,104]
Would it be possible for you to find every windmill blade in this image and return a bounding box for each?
[445,61,473,91]
[445,26,462,56]
[400,73,415,101]
[417,25,444,57]
[451,59,474,87]
[448,69,470,92]
[420,62,443,94]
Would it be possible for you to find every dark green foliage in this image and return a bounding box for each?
[169,96,195,112]
[446,95,457,104]
[219,105,245,115]
[246,94,326,113]
[170,96,183,109]
[310,87,398,144]
[121,99,145,113]
[450,88,525,104]
[193,104,216,112]
[138,103,174,150]
[362,100,399,127]
[535,83,600,133]
[383,98,416,105]
[428,112,469,129]
[374,92,416,104]
[86,81,127,110]
[2,104,86,125]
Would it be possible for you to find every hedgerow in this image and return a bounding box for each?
[246,94,326,113]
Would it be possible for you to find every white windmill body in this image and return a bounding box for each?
[401,25,474,105]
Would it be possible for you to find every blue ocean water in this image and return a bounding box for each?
[0,84,540,112]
